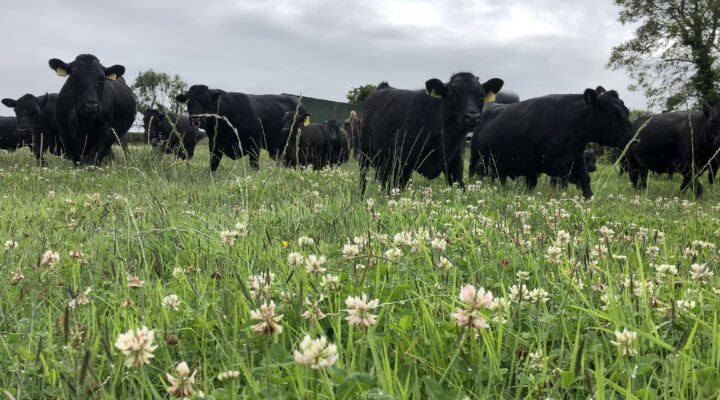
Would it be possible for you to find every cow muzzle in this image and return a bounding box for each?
[190,116,202,127]
[462,112,481,126]
[79,100,101,114]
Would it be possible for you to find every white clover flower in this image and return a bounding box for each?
[166,361,197,398]
[546,246,563,264]
[458,285,494,310]
[40,250,60,267]
[342,243,360,258]
[384,247,403,261]
[217,370,240,381]
[611,328,638,356]
[298,236,315,247]
[431,238,447,252]
[305,255,327,274]
[555,230,571,246]
[437,256,453,271]
[4,240,18,250]
[528,288,550,304]
[293,335,338,369]
[162,294,182,311]
[250,301,283,335]
[345,293,379,328]
[287,252,305,268]
[654,264,678,276]
[115,326,158,368]
[690,263,714,283]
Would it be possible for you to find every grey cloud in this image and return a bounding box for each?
[0,0,646,117]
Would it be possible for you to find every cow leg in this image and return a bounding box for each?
[249,149,260,170]
[210,148,223,172]
[359,154,370,197]
[709,161,718,184]
[119,136,130,156]
[525,175,538,192]
[638,169,648,189]
[680,170,703,198]
[570,163,592,199]
[446,153,465,189]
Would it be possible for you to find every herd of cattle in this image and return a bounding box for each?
[1,54,720,198]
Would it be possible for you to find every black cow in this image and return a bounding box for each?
[282,112,350,170]
[468,90,521,176]
[626,102,720,198]
[358,73,503,194]
[549,149,598,189]
[0,116,29,151]
[143,109,202,160]
[2,93,63,163]
[471,87,632,198]
[48,54,136,165]
[326,120,350,165]
[176,85,305,171]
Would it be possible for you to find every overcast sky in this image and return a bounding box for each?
[0,0,646,116]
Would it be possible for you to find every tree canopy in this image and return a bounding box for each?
[131,69,188,114]
[346,84,377,105]
[608,0,720,110]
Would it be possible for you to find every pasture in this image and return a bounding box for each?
[0,143,719,399]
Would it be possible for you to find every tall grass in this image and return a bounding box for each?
[0,143,718,399]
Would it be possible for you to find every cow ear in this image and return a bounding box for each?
[105,65,125,81]
[584,89,598,105]
[482,78,504,96]
[38,93,49,108]
[176,94,188,103]
[425,79,447,98]
[49,58,70,77]
[210,90,222,101]
[595,86,607,95]
[1,98,16,108]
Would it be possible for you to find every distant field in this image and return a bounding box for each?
[0,144,719,399]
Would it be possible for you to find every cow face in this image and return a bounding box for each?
[2,94,48,137]
[425,73,504,132]
[49,54,124,116]
[703,101,720,148]
[142,109,166,147]
[584,86,633,148]
[175,85,221,129]
[584,149,598,172]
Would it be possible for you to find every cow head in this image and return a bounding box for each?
[142,108,167,147]
[175,85,221,129]
[281,110,311,165]
[425,73,503,132]
[2,93,49,137]
[48,54,124,116]
[583,149,598,173]
[703,101,720,148]
[584,86,633,148]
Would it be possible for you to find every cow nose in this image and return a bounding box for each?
[81,101,101,113]
[190,116,202,127]
[17,127,29,134]
[463,112,481,124]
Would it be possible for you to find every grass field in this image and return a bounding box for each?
[1,143,719,399]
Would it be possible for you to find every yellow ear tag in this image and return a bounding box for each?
[426,89,442,99]
[484,92,496,103]
[106,73,118,81]
[303,116,310,126]
[56,68,68,77]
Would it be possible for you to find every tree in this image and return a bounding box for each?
[132,69,188,114]
[346,84,376,105]
[608,0,720,110]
